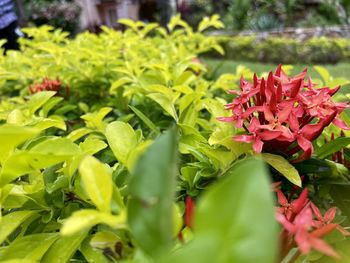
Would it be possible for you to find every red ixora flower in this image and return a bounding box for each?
[218,65,349,162]
[275,186,349,259]
[29,77,69,96]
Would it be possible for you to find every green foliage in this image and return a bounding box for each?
[221,36,350,64]
[162,158,278,263]
[128,128,177,258]
[0,16,349,263]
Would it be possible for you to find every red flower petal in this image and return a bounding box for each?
[234,135,255,143]
[308,236,340,258]
[310,202,323,221]
[333,118,350,130]
[324,207,336,223]
[253,138,264,153]
[291,188,309,215]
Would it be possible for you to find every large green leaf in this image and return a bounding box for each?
[0,233,59,261]
[41,231,88,263]
[163,158,278,263]
[315,137,350,159]
[262,153,302,187]
[0,210,38,244]
[128,128,177,258]
[105,121,138,168]
[0,137,80,186]
[0,125,40,164]
[79,156,113,213]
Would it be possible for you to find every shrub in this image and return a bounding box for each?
[220,36,350,64]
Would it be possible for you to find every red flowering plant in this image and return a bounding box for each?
[275,186,349,261]
[29,77,69,97]
[218,65,349,162]
[218,65,350,262]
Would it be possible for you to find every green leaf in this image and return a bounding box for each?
[0,260,36,263]
[147,93,178,121]
[66,128,93,142]
[126,140,153,171]
[41,96,63,117]
[81,107,112,131]
[80,237,110,263]
[105,121,138,167]
[28,91,56,115]
[164,158,278,263]
[0,233,59,261]
[315,137,350,159]
[61,209,126,236]
[30,137,80,155]
[314,66,330,83]
[0,210,38,244]
[0,138,80,186]
[79,137,108,155]
[129,105,159,135]
[41,231,88,263]
[31,118,66,131]
[0,124,40,163]
[262,153,302,187]
[79,156,113,213]
[110,77,133,93]
[128,128,177,258]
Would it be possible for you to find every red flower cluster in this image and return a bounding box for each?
[275,187,349,259]
[219,65,349,162]
[29,78,67,95]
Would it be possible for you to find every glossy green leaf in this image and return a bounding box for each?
[79,156,113,212]
[41,231,88,263]
[147,93,178,121]
[0,138,80,186]
[31,118,66,131]
[315,137,350,159]
[128,128,177,258]
[79,137,108,155]
[30,137,80,155]
[28,91,56,115]
[262,153,302,187]
[0,233,59,261]
[105,121,138,167]
[80,237,110,263]
[0,210,38,244]
[0,124,40,163]
[164,158,278,263]
[66,127,92,142]
[129,105,159,135]
[61,209,126,236]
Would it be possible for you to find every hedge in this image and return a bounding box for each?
[215,36,350,64]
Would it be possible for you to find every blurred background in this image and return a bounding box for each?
[15,0,350,33]
[12,0,350,74]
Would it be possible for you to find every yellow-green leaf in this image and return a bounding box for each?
[61,209,126,236]
[262,153,301,186]
[105,121,138,166]
[79,156,113,213]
